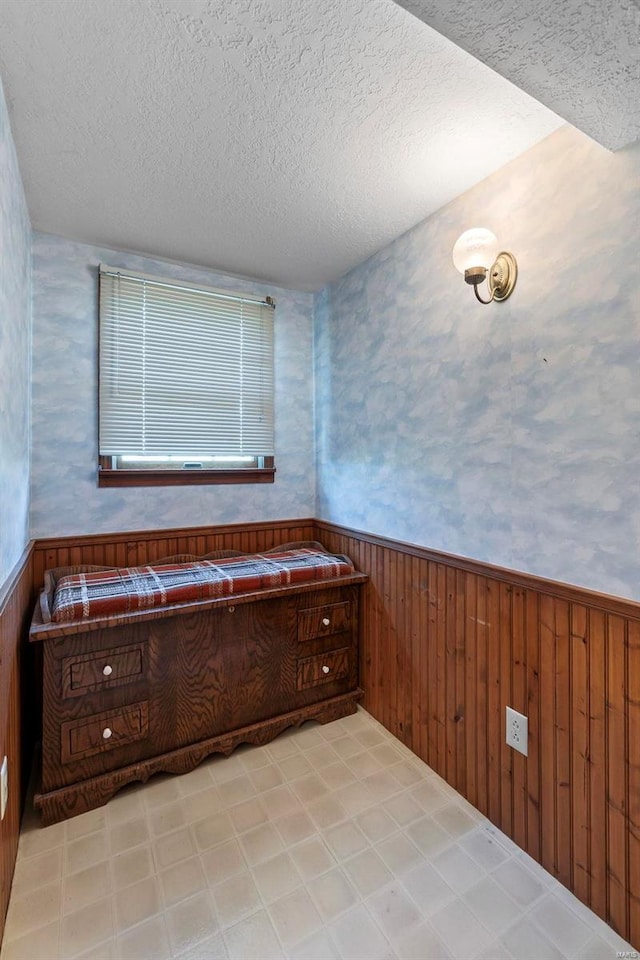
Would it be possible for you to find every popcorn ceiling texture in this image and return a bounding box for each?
[0,0,560,291]
[314,125,640,601]
[397,0,640,151]
[30,234,315,538]
[0,75,31,588]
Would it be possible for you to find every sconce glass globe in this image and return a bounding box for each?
[452,228,499,274]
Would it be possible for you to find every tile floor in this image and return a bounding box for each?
[0,708,635,960]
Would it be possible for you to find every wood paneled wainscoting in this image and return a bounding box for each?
[0,546,33,945]
[316,520,640,948]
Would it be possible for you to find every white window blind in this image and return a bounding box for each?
[99,266,275,458]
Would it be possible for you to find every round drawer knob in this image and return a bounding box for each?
[228,605,235,613]
[322,618,331,626]
[102,664,113,677]
[102,727,112,740]
[322,665,331,675]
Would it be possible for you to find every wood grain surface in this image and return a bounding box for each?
[34,691,362,825]
[0,546,33,945]
[35,577,363,826]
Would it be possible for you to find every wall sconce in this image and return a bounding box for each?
[452,228,517,304]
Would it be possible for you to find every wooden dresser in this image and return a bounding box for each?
[29,573,367,824]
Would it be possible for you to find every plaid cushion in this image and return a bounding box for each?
[51,549,355,623]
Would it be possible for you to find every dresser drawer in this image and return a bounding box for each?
[62,644,145,698]
[297,601,351,642]
[297,647,350,690]
[60,701,149,764]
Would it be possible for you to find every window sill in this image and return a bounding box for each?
[98,467,276,488]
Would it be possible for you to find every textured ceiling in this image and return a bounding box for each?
[395,0,640,152]
[0,0,563,290]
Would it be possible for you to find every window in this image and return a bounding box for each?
[98,265,275,487]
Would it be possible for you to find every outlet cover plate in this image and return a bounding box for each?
[506,707,528,757]
[0,755,7,820]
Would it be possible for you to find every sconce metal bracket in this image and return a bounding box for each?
[488,251,518,302]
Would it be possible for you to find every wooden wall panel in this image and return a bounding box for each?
[628,620,640,947]
[0,546,33,946]
[315,519,640,948]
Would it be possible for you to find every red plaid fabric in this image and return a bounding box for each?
[51,549,355,623]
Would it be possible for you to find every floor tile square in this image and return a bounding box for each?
[114,875,161,933]
[433,804,478,839]
[59,897,115,959]
[288,928,341,960]
[228,797,268,834]
[152,826,196,869]
[429,899,493,959]
[249,763,284,792]
[159,855,207,907]
[307,794,348,829]
[268,887,323,948]
[240,822,284,866]
[383,791,424,827]
[394,920,452,960]
[223,909,284,959]
[319,761,358,791]
[274,810,317,846]
[289,836,335,881]
[62,861,111,916]
[331,737,363,761]
[64,831,108,875]
[200,838,247,886]
[459,828,510,870]
[329,904,393,960]
[492,858,546,908]
[111,843,154,889]
[219,775,255,807]
[356,807,397,843]
[211,871,261,928]
[166,890,219,955]
[323,819,369,860]
[260,784,303,821]
[431,843,485,894]
[3,880,63,942]
[530,894,593,955]
[291,774,329,805]
[65,808,106,842]
[9,847,62,899]
[342,847,393,897]
[277,753,313,782]
[376,832,423,875]
[109,815,149,854]
[501,917,566,960]
[148,799,186,838]
[462,876,522,935]
[401,861,455,916]
[405,816,450,859]
[0,921,61,960]
[116,914,171,960]
[367,883,422,942]
[252,851,302,903]
[307,867,358,920]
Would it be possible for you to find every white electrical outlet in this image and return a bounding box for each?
[506,707,528,757]
[0,756,8,820]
